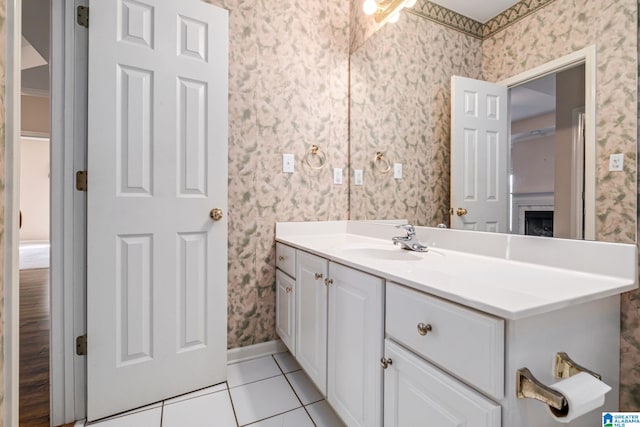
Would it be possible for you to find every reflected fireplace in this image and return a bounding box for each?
[524,210,554,237]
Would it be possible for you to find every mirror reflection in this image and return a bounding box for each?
[348,2,636,242]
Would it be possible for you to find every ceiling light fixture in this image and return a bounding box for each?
[362,0,416,24]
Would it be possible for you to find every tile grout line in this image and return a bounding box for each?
[162,385,227,407]
[226,382,242,427]
[275,355,319,427]
[243,407,309,427]
[228,372,284,390]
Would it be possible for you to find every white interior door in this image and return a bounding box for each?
[87,0,228,420]
[451,76,508,233]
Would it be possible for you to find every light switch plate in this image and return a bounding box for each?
[283,154,295,173]
[333,168,343,185]
[354,169,364,186]
[393,163,403,179]
[609,153,624,172]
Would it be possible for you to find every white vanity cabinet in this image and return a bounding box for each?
[295,250,329,395]
[275,270,295,355]
[384,283,502,427]
[327,262,384,427]
[275,243,297,355]
[276,244,384,427]
[384,339,501,427]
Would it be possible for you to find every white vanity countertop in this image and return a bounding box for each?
[275,221,638,320]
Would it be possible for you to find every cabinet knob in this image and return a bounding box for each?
[286,287,292,294]
[324,278,334,287]
[278,256,285,261]
[381,357,393,369]
[315,273,324,280]
[417,323,432,336]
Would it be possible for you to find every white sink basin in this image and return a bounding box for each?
[341,247,428,261]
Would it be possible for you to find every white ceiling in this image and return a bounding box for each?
[510,74,556,122]
[428,0,522,23]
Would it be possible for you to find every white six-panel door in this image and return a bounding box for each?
[451,76,509,233]
[87,0,228,420]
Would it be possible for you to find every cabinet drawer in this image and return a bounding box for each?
[386,283,504,399]
[276,243,296,277]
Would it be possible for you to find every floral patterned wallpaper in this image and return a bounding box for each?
[204,0,350,348]
[349,12,482,225]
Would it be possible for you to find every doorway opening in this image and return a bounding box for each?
[19,1,52,426]
[508,64,586,239]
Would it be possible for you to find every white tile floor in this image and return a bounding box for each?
[84,352,346,427]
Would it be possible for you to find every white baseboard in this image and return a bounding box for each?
[75,420,86,426]
[227,339,287,364]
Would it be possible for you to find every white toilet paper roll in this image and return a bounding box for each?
[547,372,612,423]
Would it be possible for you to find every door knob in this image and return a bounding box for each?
[324,278,333,287]
[210,208,224,221]
[381,357,393,369]
[456,208,468,217]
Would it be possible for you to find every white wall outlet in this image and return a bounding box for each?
[333,168,343,185]
[393,163,403,179]
[609,153,624,172]
[283,154,295,173]
[354,169,364,186]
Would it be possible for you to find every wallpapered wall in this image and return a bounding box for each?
[204,0,350,348]
[350,13,482,225]
[482,0,639,408]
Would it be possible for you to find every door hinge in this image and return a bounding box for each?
[77,6,89,28]
[76,335,87,356]
[76,171,87,191]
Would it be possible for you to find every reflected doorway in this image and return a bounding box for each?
[508,64,586,239]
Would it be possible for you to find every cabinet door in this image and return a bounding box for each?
[296,251,329,395]
[384,339,501,427]
[328,262,384,427]
[276,270,296,355]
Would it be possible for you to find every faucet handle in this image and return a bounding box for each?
[396,224,416,235]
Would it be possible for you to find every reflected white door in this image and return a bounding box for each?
[451,76,508,232]
[87,0,228,420]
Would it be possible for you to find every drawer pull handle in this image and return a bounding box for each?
[278,256,285,261]
[417,323,432,336]
[381,357,393,369]
[315,273,324,280]
[324,278,334,286]
[286,287,292,294]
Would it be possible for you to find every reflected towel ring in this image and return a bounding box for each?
[304,145,327,170]
[373,152,391,174]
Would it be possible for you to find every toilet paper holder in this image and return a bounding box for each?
[516,352,602,412]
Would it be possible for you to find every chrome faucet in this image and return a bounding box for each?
[392,224,428,252]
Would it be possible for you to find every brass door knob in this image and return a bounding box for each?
[286,287,292,294]
[278,256,285,261]
[456,208,468,217]
[210,208,224,221]
[381,357,393,369]
[417,323,432,336]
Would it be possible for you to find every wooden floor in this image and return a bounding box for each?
[19,268,50,427]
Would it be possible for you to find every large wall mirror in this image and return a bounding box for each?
[348,0,637,242]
